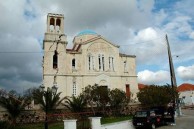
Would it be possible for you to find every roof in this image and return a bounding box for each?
[177,83,194,92]
[71,35,120,51]
[138,83,147,90]
[82,35,120,47]
[77,29,97,36]
[119,53,136,58]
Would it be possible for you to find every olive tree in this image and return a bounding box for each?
[109,88,129,115]
[137,84,178,108]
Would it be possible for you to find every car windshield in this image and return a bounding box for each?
[135,111,147,117]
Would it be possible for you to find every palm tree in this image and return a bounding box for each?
[33,88,64,113]
[63,95,86,113]
[0,93,25,125]
[32,87,65,129]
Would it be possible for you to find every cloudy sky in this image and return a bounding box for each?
[0,0,194,92]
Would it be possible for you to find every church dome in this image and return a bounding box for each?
[77,29,97,36]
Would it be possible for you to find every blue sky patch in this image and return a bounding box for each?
[152,0,182,12]
[24,10,36,21]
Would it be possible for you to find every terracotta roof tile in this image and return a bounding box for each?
[177,83,194,92]
[138,83,147,90]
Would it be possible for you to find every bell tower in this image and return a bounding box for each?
[46,13,64,34]
[43,13,67,90]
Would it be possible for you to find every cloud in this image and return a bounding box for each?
[138,70,170,85]
[31,0,155,34]
[0,0,194,93]
[0,34,42,92]
[189,32,194,39]
[122,27,167,65]
[177,65,194,81]
[0,0,42,92]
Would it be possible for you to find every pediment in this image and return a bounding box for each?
[85,36,120,54]
[83,35,119,48]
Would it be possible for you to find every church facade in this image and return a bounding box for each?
[43,13,139,99]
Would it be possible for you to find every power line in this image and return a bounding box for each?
[0,52,42,53]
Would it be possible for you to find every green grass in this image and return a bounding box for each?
[101,116,132,124]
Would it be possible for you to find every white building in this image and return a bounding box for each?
[43,13,138,99]
[178,83,194,106]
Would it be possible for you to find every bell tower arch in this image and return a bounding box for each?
[47,13,64,34]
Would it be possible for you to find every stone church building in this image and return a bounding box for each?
[43,13,138,99]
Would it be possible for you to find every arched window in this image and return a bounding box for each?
[72,58,75,70]
[109,56,114,71]
[50,18,55,32]
[56,19,61,26]
[50,18,55,25]
[56,19,61,33]
[102,55,105,71]
[53,50,58,69]
[88,54,92,70]
[98,55,101,70]
[99,54,105,71]
[88,54,95,71]
[92,56,95,70]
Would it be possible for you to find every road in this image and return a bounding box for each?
[158,109,194,129]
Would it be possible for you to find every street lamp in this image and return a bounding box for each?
[52,82,58,95]
[39,83,58,129]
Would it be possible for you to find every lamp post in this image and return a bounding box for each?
[39,83,58,129]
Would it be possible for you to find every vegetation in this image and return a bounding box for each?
[80,84,131,116]
[137,84,178,107]
[109,88,130,115]
[81,84,110,115]
[1,115,132,129]
[0,91,25,125]
[63,95,86,113]
[0,84,133,128]
[33,88,65,113]
[92,85,110,114]
[82,84,97,115]
[23,87,37,107]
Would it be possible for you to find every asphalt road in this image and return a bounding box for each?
[158,109,194,129]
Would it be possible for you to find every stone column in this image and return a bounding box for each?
[89,117,101,129]
[63,119,77,129]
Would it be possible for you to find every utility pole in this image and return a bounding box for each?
[165,34,181,119]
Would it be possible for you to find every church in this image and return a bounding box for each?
[43,13,139,99]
